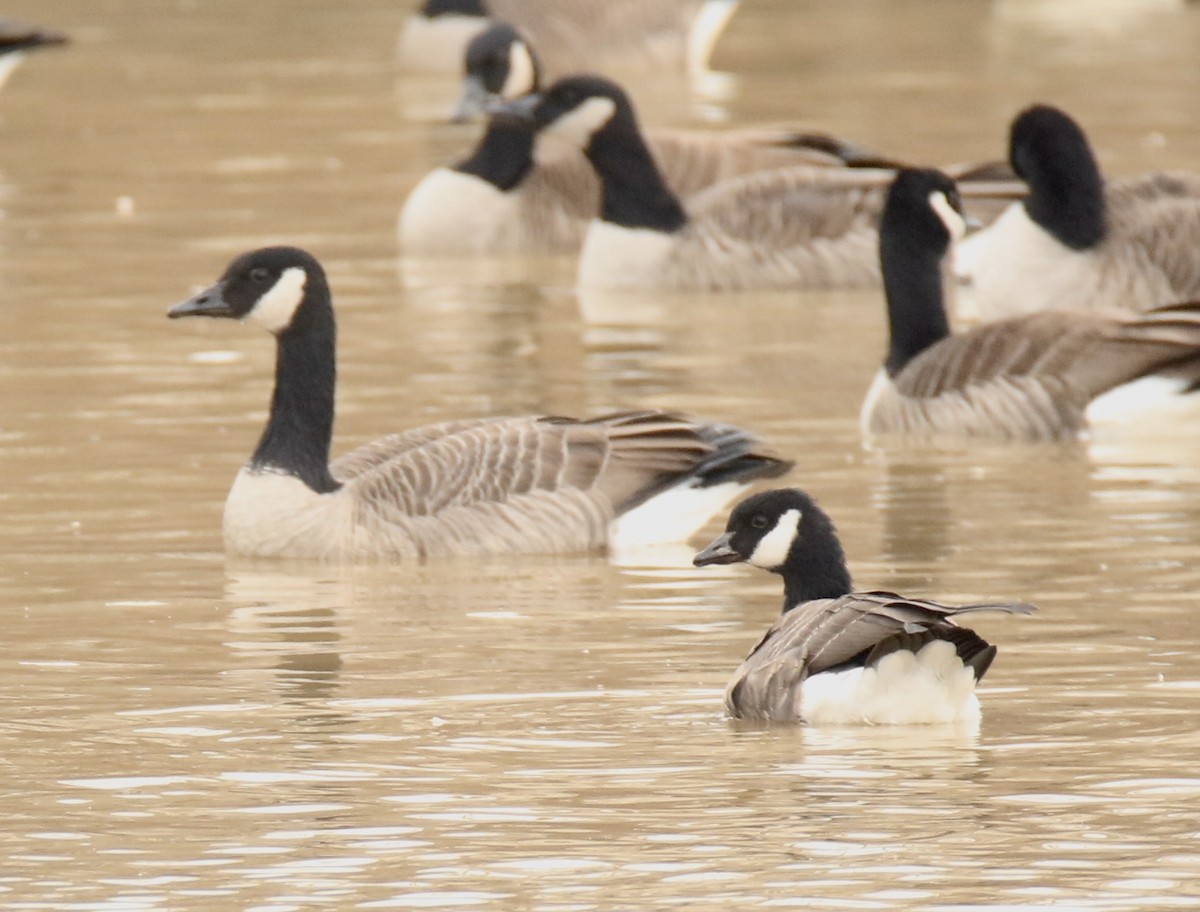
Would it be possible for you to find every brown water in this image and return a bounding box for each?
[4,0,1200,908]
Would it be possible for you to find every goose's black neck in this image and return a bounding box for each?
[879,212,951,376]
[251,282,341,494]
[586,123,686,232]
[454,118,535,191]
[778,523,853,610]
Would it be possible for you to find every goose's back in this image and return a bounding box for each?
[643,171,885,291]
[724,592,1027,722]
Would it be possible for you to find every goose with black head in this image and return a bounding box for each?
[499,75,895,290]
[169,246,793,560]
[861,168,1200,441]
[694,489,1036,725]
[956,104,1200,319]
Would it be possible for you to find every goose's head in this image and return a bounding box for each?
[1008,104,1105,250]
[495,75,636,151]
[452,22,540,122]
[882,168,967,254]
[693,489,837,571]
[168,246,327,336]
[695,488,853,605]
[1009,104,1092,185]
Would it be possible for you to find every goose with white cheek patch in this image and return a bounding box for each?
[0,18,67,91]
[694,489,1036,725]
[861,168,1200,441]
[399,0,740,78]
[955,104,1200,320]
[403,69,893,258]
[497,75,893,291]
[168,246,792,560]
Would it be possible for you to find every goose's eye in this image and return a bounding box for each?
[249,267,271,283]
[750,514,770,531]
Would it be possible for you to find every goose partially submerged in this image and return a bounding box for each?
[168,246,791,560]
[500,75,891,290]
[861,168,1200,441]
[955,104,1200,319]
[694,489,1035,724]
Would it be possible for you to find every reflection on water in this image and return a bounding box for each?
[3,0,1200,908]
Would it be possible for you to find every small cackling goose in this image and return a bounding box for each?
[401,86,889,257]
[499,75,900,290]
[955,104,1200,320]
[694,489,1035,725]
[399,0,739,77]
[0,18,67,91]
[168,246,792,560]
[861,168,1200,441]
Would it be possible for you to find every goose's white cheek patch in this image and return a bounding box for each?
[247,267,307,333]
[929,190,967,241]
[545,96,617,148]
[501,41,537,99]
[748,508,802,569]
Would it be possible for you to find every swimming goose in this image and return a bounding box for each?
[0,18,67,91]
[401,88,887,257]
[955,104,1200,320]
[694,488,1035,725]
[399,0,738,77]
[168,246,791,560]
[498,75,895,290]
[861,168,1200,441]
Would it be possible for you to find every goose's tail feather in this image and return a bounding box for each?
[591,411,792,548]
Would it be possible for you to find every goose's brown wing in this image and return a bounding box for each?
[898,302,1200,402]
[335,411,788,556]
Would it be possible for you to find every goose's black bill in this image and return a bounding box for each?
[168,282,233,319]
[451,74,489,123]
[693,531,741,566]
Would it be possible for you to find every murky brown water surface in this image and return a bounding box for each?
[4,1,1200,908]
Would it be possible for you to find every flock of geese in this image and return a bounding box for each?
[25,3,1200,726]
[184,1,1200,726]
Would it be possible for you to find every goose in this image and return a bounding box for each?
[400,93,892,257]
[955,104,1200,320]
[0,18,67,91]
[167,246,792,560]
[499,75,895,290]
[693,489,1035,725]
[398,0,739,78]
[861,168,1200,441]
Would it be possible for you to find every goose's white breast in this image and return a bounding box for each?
[399,168,516,255]
[577,220,676,289]
[223,469,353,559]
[954,203,1099,321]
